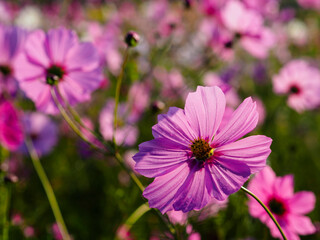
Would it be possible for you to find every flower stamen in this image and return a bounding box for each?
[191,139,214,161]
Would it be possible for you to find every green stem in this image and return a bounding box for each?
[25,136,71,240]
[2,184,11,240]
[113,47,129,147]
[124,203,150,230]
[51,87,103,151]
[241,186,287,240]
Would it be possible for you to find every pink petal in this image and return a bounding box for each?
[65,42,100,71]
[66,68,103,93]
[143,163,190,214]
[14,53,45,81]
[247,166,276,202]
[213,97,258,147]
[205,162,250,200]
[173,164,211,212]
[287,215,316,235]
[215,135,272,174]
[47,27,77,64]
[274,175,294,199]
[134,138,189,178]
[152,107,197,146]
[184,86,225,141]
[288,191,316,215]
[24,30,50,67]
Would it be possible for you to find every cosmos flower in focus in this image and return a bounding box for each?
[14,27,103,114]
[133,86,272,213]
[248,166,316,239]
[272,60,320,112]
[0,101,23,151]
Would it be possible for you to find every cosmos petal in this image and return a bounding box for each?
[288,191,316,215]
[185,86,225,141]
[173,164,211,212]
[213,97,258,147]
[152,107,197,146]
[215,135,272,174]
[134,138,190,178]
[288,215,316,235]
[205,162,250,200]
[274,175,294,198]
[143,163,190,214]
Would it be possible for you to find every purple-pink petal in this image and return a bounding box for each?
[215,135,272,174]
[213,97,258,147]
[143,163,190,214]
[184,86,225,140]
[134,138,189,178]
[152,107,197,145]
[205,162,250,200]
[288,215,316,235]
[173,164,211,212]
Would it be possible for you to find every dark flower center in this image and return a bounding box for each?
[0,65,12,77]
[191,139,214,161]
[268,198,286,216]
[289,85,300,95]
[30,133,38,141]
[224,40,234,49]
[46,65,65,85]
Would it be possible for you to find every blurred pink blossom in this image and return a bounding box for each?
[272,60,320,112]
[15,27,103,114]
[248,166,316,239]
[0,101,23,151]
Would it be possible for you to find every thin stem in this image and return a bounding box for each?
[124,203,150,230]
[2,184,11,240]
[241,186,287,240]
[113,47,129,147]
[25,136,71,240]
[51,87,103,151]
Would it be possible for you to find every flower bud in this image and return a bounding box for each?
[125,31,140,47]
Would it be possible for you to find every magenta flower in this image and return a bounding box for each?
[133,86,272,213]
[20,112,58,156]
[0,101,23,151]
[248,166,316,239]
[272,60,320,112]
[14,27,103,114]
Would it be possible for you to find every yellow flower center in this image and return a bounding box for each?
[190,139,214,161]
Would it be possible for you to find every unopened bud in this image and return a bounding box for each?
[151,100,165,113]
[125,31,140,47]
[4,174,18,184]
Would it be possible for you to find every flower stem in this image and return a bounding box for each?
[25,136,71,240]
[241,186,287,240]
[113,47,129,147]
[124,203,150,230]
[51,87,103,151]
[2,184,11,240]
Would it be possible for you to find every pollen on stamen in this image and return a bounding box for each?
[190,138,215,161]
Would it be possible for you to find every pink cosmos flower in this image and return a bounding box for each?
[220,0,275,59]
[133,86,272,213]
[248,166,316,239]
[272,60,320,112]
[0,101,23,151]
[51,223,63,240]
[0,25,27,97]
[20,112,58,156]
[14,27,103,114]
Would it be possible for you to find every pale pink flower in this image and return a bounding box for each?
[14,27,103,114]
[221,0,275,59]
[272,60,320,112]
